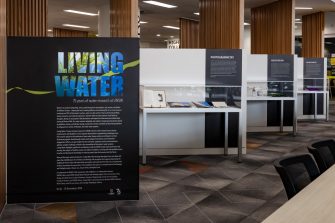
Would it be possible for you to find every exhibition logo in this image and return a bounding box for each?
[55,52,124,97]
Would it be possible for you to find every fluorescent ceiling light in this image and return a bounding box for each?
[143,1,177,8]
[47,29,52,32]
[63,24,90,29]
[194,12,200,15]
[163,25,180,30]
[295,21,302,24]
[244,22,250,26]
[140,21,148,24]
[295,7,313,10]
[170,36,174,38]
[64,9,98,16]
[156,34,161,37]
[295,18,301,21]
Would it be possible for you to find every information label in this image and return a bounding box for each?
[304,58,324,79]
[7,38,139,203]
[268,55,294,81]
[206,49,242,86]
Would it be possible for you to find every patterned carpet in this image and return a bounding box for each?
[1,101,335,223]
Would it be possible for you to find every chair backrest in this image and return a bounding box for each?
[308,139,335,173]
[274,154,320,199]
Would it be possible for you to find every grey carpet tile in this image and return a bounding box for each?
[239,217,260,223]
[116,206,164,223]
[115,192,154,207]
[157,204,193,219]
[198,165,252,181]
[148,183,210,206]
[76,201,116,219]
[179,155,228,166]
[77,208,121,223]
[183,190,214,205]
[267,190,287,205]
[195,191,264,218]
[258,145,298,153]
[141,166,194,183]
[143,157,179,167]
[166,206,212,223]
[32,211,72,223]
[0,209,35,223]
[176,173,233,191]
[253,164,278,176]
[217,157,265,171]
[241,153,282,164]
[140,177,171,193]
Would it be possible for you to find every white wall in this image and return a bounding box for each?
[140,42,167,48]
[244,25,251,53]
[325,12,335,37]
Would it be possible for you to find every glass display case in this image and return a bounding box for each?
[296,78,328,92]
[140,84,242,109]
[247,81,295,98]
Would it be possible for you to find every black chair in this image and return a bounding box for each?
[274,154,320,199]
[308,139,335,173]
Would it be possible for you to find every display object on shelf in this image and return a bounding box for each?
[211,101,228,108]
[167,102,193,108]
[143,90,166,108]
[193,101,212,108]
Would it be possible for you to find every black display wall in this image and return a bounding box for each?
[7,37,139,203]
[266,55,295,127]
[205,49,242,148]
[302,58,325,116]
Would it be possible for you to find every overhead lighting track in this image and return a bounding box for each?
[64,9,98,16]
[63,24,90,29]
[143,1,177,8]
[295,7,313,10]
[163,25,180,30]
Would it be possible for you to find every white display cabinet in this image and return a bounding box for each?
[140,84,243,164]
[296,57,329,120]
[246,80,297,134]
[245,54,298,134]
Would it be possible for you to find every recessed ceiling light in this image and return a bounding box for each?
[194,12,200,15]
[170,36,174,38]
[47,29,52,32]
[143,1,177,8]
[63,24,90,29]
[156,34,161,37]
[64,9,98,16]
[163,25,180,30]
[244,22,250,26]
[140,21,148,24]
[295,7,313,10]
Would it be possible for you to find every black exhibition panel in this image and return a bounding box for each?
[7,37,139,203]
[266,55,294,127]
[205,49,242,148]
[302,58,325,116]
